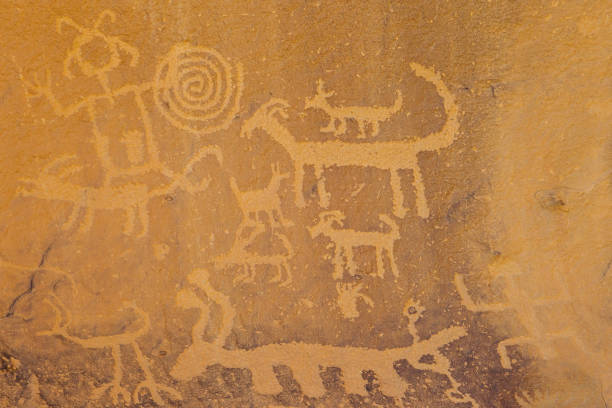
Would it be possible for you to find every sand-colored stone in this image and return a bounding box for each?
[0,1,610,407]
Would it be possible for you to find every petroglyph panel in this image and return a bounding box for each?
[1,2,610,408]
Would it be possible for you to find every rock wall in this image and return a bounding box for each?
[0,1,609,407]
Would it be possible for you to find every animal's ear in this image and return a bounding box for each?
[56,17,82,35]
[95,10,116,30]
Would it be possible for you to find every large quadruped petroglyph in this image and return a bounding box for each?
[1,3,609,408]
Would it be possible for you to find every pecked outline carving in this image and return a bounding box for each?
[240,63,460,219]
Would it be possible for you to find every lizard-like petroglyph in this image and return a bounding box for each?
[240,63,459,218]
[309,211,399,280]
[172,269,479,406]
[305,79,403,139]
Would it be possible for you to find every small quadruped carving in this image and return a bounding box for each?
[305,79,403,139]
[308,211,400,280]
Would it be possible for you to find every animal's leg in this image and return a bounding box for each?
[246,211,257,227]
[314,165,330,208]
[386,246,399,278]
[375,365,406,402]
[91,345,131,405]
[267,210,281,229]
[412,164,430,219]
[335,118,347,136]
[291,364,326,397]
[270,263,282,283]
[255,210,265,226]
[375,247,385,278]
[123,207,136,235]
[356,120,367,139]
[370,121,380,138]
[274,207,294,227]
[294,162,306,208]
[133,343,182,404]
[233,266,250,285]
[62,204,82,231]
[136,204,149,238]
[78,207,95,234]
[345,246,357,277]
[247,263,256,283]
[332,246,344,280]
[280,261,292,287]
[389,169,407,218]
[251,364,283,395]
[341,367,368,396]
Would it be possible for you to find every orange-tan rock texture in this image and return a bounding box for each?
[0,1,610,407]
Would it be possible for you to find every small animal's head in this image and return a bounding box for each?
[308,210,345,238]
[305,79,335,111]
[402,299,426,324]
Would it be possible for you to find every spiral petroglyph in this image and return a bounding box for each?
[154,44,243,134]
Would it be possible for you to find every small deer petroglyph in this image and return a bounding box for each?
[240,63,459,218]
[308,211,400,280]
[229,163,293,229]
[171,269,479,406]
[214,224,294,287]
[305,79,403,139]
[39,297,182,406]
[18,147,221,237]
